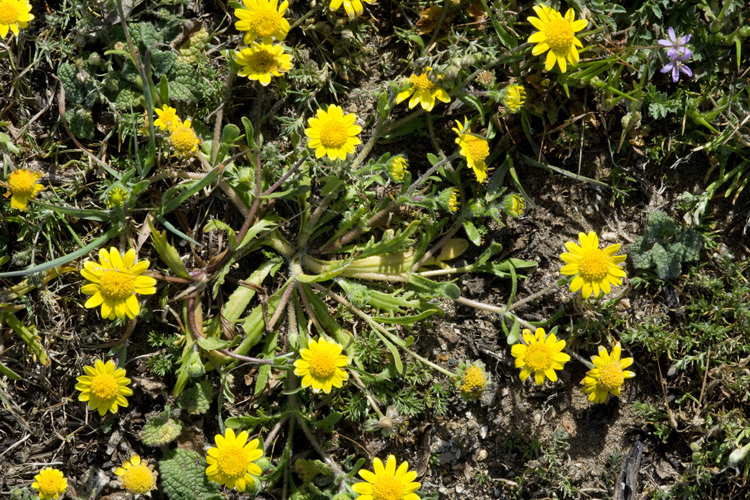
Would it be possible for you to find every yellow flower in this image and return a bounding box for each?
[169,119,201,158]
[234,0,290,44]
[305,105,362,161]
[114,455,157,495]
[3,168,44,210]
[80,247,157,320]
[581,342,635,404]
[329,0,375,19]
[395,67,450,112]
[502,193,525,217]
[206,428,264,492]
[447,188,459,213]
[502,84,526,112]
[459,362,487,401]
[511,328,570,386]
[75,359,133,416]
[293,337,349,393]
[107,187,129,208]
[236,42,292,86]
[559,231,627,299]
[390,156,407,182]
[527,4,588,73]
[0,0,34,39]
[32,468,67,500]
[153,105,180,131]
[352,455,421,500]
[452,118,489,183]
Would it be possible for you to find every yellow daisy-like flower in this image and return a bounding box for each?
[169,119,201,158]
[527,4,588,73]
[459,363,487,401]
[452,118,489,183]
[0,0,34,39]
[80,247,158,320]
[352,455,421,500]
[32,468,67,500]
[236,42,292,86]
[75,359,133,416]
[559,231,627,299]
[234,0,290,44]
[502,193,525,217]
[293,337,350,393]
[502,84,526,113]
[206,428,264,492]
[305,105,362,161]
[581,342,635,404]
[153,104,180,131]
[511,328,570,386]
[395,67,450,112]
[390,156,407,182]
[107,187,129,208]
[3,168,44,210]
[447,188,459,213]
[114,455,157,495]
[329,0,375,19]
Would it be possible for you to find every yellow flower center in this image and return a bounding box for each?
[464,135,489,163]
[107,188,128,207]
[8,170,38,197]
[308,349,336,379]
[0,1,20,25]
[37,474,64,496]
[247,49,276,72]
[371,475,405,500]
[122,465,155,494]
[598,360,625,391]
[319,118,349,149]
[251,10,282,38]
[409,73,435,91]
[99,269,136,300]
[171,126,199,153]
[217,444,250,478]
[577,248,610,281]
[524,342,555,372]
[544,18,575,52]
[90,372,120,400]
[461,366,486,396]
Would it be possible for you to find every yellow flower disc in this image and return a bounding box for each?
[559,231,627,299]
[169,119,201,158]
[351,455,421,500]
[75,359,133,416]
[460,365,486,399]
[511,328,570,386]
[205,428,264,492]
[452,118,489,183]
[0,0,34,39]
[503,84,526,113]
[527,4,588,73]
[4,168,44,210]
[234,0,290,44]
[32,468,67,500]
[294,337,350,393]
[115,455,157,495]
[80,247,157,320]
[305,105,362,161]
[581,342,635,404]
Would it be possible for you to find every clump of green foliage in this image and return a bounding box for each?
[159,448,223,500]
[630,211,702,279]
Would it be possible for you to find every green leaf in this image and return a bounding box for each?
[462,220,481,246]
[161,165,222,215]
[65,109,95,140]
[197,337,232,351]
[203,220,237,252]
[408,274,460,300]
[148,218,191,279]
[36,203,117,222]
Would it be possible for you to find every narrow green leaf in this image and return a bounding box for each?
[462,220,481,246]
[197,337,232,351]
[148,218,191,279]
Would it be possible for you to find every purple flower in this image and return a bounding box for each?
[658,27,692,59]
[660,52,693,82]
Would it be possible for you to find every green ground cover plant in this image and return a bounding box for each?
[1,0,750,499]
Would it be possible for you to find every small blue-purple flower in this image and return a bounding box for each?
[660,52,693,83]
[658,27,692,59]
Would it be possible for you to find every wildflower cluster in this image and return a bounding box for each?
[3,168,44,210]
[152,104,201,158]
[233,0,292,86]
[658,26,693,82]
